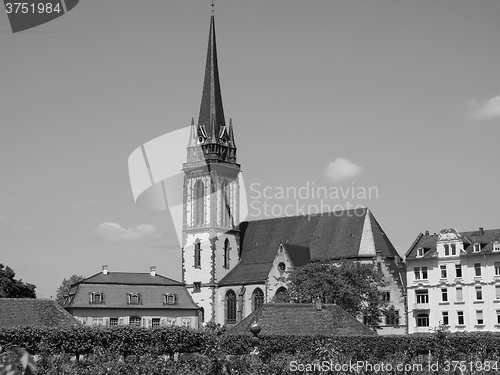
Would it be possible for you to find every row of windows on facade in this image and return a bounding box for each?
[415,310,500,327]
[192,180,233,228]
[89,292,177,305]
[415,285,500,303]
[414,262,500,280]
[193,238,231,269]
[416,242,500,257]
[82,316,192,328]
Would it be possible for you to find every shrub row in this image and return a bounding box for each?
[3,326,500,361]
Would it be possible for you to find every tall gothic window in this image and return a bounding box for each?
[225,290,236,324]
[220,180,230,228]
[223,238,230,269]
[193,180,205,226]
[252,288,264,312]
[194,240,201,268]
[274,286,289,302]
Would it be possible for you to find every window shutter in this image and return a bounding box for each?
[125,316,130,325]
[127,293,131,305]
[173,294,177,304]
[100,292,104,304]
[118,317,124,326]
[138,293,142,305]
[141,317,146,327]
[104,318,109,326]
[160,317,167,326]
[147,318,152,328]
[89,292,92,304]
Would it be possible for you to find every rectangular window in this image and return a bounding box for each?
[451,244,456,255]
[497,310,500,324]
[109,317,118,326]
[457,311,464,325]
[440,265,447,279]
[385,310,400,326]
[495,262,500,276]
[456,287,463,302]
[422,267,428,279]
[129,317,141,327]
[152,318,160,328]
[381,291,390,302]
[194,242,201,268]
[476,310,484,325]
[494,242,500,252]
[476,286,483,300]
[441,288,448,302]
[496,285,500,299]
[416,289,429,304]
[92,317,103,326]
[475,263,481,277]
[455,264,462,278]
[473,244,481,253]
[181,318,191,328]
[417,248,424,257]
[414,267,429,280]
[442,311,449,325]
[193,282,201,293]
[444,244,449,256]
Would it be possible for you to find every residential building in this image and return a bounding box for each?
[406,228,500,334]
[63,266,200,328]
[180,10,407,335]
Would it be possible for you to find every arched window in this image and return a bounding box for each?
[416,313,429,327]
[193,180,205,226]
[252,288,264,312]
[274,287,289,303]
[223,239,230,269]
[225,290,236,324]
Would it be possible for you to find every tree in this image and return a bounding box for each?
[285,259,388,329]
[55,275,84,305]
[0,264,36,298]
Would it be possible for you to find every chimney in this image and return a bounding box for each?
[150,266,156,277]
[102,265,108,275]
[479,227,484,236]
[314,297,322,310]
[425,230,429,236]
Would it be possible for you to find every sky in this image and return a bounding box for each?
[1,0,499,299]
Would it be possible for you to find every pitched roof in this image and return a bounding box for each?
[64,283,199,310]
[0,298,80,327]
[283,244,311,267]
[219,208,401,285]
[406,228,500,260]
[80,272,183,286]
[228,303,375,336]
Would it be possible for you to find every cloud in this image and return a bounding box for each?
[467,94,500,121]
[324,157,363,182]
[94,222,160,241]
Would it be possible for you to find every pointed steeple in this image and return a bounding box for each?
[198,12,226,145]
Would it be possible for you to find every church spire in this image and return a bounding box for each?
[198,11,226,145]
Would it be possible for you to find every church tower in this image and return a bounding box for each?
[182,9,241,324]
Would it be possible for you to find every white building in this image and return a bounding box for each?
[406,228,500,334]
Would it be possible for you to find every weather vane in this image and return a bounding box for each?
[211,0,214,14]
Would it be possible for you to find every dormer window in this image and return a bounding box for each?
[473,243,481,253]
[164,293,177,305]
[494,242,500,252]
[128,293,141,305]
[417,248,424,257]
[90,292,103,304]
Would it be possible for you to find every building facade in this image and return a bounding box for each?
[406,228,500,334]
[181,11,407,335]
[63,266,200,328]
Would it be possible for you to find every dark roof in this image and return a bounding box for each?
[0,298,80,327]
[228,303,375,336]
[219,208,401,285]
[283,244,311,267]
[406,229,500,260]
[64,272,198,310]
[80,272,183,286]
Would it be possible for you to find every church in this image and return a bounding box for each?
[181,10,407,335]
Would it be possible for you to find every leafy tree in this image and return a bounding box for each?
[0,264,36,298]
[55,275,84,305]
[285,259,388,329]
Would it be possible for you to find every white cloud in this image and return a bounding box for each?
[467,94,500,121]
[324,157,363,182]
[94,222,160,241]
